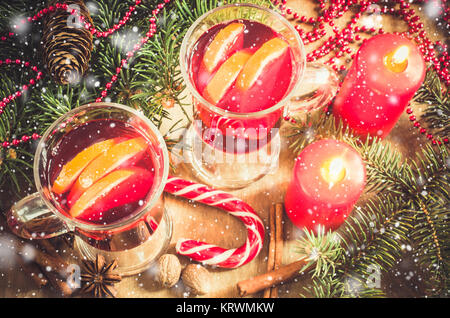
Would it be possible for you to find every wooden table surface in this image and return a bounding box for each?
[0,0,445,298]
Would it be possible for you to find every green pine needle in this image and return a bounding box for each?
[413,68,449,139]
[295,226,344,279]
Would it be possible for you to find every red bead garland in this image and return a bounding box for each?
[0,0,168,149]
[276,0,449,145]
[0,0,448,150]
[0,58,43,148]
[0,58,42,114]
[277,0,449,83]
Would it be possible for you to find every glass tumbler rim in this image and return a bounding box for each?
[179,3,306,119]
[33,102,170,232]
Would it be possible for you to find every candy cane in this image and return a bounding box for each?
[164,176,265,268]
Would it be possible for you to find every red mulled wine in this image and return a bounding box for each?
[47,118,157,226]
[189,19,293,153]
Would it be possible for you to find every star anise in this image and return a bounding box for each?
[80,254,122,298]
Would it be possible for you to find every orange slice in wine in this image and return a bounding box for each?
[68,137,148,204]
[203,50,252,104]
[236,37,289,91]
[203,22,245,73]
[52,139,116,195]
[69,168,152,218]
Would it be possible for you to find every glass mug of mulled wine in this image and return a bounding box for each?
[179,3,338,189]
[7,103,172,276]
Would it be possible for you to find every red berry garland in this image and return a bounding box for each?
[0,0,167,149]
[0,0,448,150]
[277,0,449,144]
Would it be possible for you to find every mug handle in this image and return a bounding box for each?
[287,62,340,114]
[7,192,69,240]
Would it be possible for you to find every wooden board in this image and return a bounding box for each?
[0,0,445,298]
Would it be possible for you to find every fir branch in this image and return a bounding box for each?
[86,1,173,125]
[414,68,449,139]
[409,143,449,202]
[225,0,274,6]
[175,0,274,25]
[295,226,343,279]
[296,237,384,297]
[409,196,449,296]
[31,85,94,132]
[0,70,38,145]
[132,8,186,125]
[340,276,386,298]
[295,194,409,297]
[91,28,136,103]
[301,274,385,298]
[300,276,345,298]
[338,194,413,277]
[175,0,220,24]
[90,0,131,31]
[407,143,449,296]
[0,147,34,195]
[286,110,344,153]
[0,1,44,66]
[348,137,413,195]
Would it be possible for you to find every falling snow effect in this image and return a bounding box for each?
[0,0,447,298]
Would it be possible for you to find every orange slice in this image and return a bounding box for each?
[236,37,289,91]
[70,169,134,218]
[68,137,148,204]
[52,139,116,194]
[69,167,153,219]
[203,22,245,73]
[203,50,252,104]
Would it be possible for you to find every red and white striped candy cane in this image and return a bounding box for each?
[164,176,265,268]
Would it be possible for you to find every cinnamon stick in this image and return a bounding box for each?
[274,203,284,269]
[270,203,284,298]
[1,214,74,296]
[36,239,60,257]
[32,241,75,297]
[16,241,74,296]
[17,255,49,288]
[237,260,308,297]
[263,204,276,298]
[44,270,75,297]
[34,246,69,274]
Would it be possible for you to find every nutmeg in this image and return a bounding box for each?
[157,254,182,288]
[181,264,211,295]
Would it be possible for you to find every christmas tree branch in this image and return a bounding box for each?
[295,226,343,279]
[132,8,187,125]
[296,194,411,297]
[348,137,413,195]
[32,85,94,132]
[409,195,449,295]
[415,198,443,262]
[407,143,448,295]
[413,68,449,139]
[339,194,413,277]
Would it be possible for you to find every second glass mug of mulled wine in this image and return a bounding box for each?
[179,3,338,189]
[7,103,172,276]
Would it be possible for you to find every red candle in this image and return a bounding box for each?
[333,34,426,139]
[284,139,366,233]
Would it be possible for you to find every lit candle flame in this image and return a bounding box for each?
[320,157,346,188]
[384,45,409,73]
[392,46,409,64]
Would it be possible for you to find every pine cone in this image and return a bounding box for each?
[42,0,93,84]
